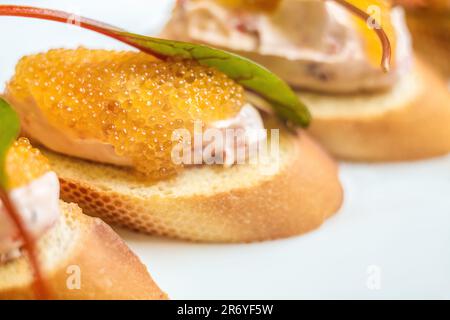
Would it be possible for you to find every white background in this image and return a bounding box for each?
[0,0,449,299]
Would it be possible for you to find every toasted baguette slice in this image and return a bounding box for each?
[405,10,450,78]
[42,127,343,243]
[0,201,167,300]
[302,59,450,162]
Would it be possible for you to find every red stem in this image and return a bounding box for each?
[0,5,166,59]
[0,3,391,70]
[331,0,391,72]
[0,188,50,300]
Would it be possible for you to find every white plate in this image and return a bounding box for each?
[1,0,449,299]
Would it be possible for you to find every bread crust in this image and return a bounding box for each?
[306,60,450,162]
[0,202,168,300]
[47,132,343,243]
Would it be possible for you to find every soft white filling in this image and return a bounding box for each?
[163,1,414,92]
[0,172,60,259]
[200,103,267,166]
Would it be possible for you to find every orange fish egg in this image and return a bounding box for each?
[7,48,245,179]
[5,138,51,189]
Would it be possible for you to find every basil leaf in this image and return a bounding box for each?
[0,98,20,189]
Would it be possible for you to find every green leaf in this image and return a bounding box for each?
[0,5,311,127]
[0,98,20,189]
[115,32,311,126]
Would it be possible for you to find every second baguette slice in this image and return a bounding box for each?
[302,59,450,162]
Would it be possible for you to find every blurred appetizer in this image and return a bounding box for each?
[0,105,167,299]
[4,47,342,243]
[162,0,450,161]
[394,0,450,78]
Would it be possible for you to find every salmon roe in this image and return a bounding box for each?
[7,48,245,179]
[5,138,51,189]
